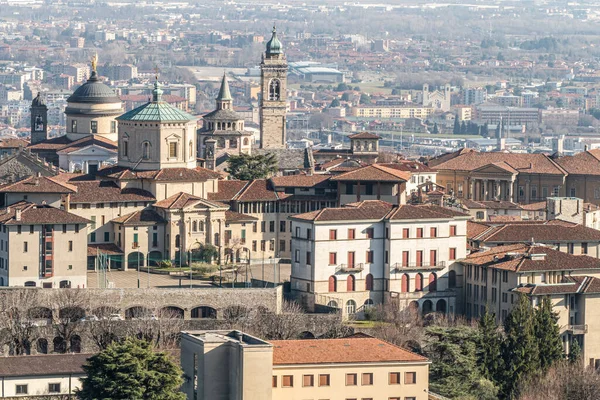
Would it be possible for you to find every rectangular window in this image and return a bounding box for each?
[366,227,374,238]
[71,120,77,133]
[405,372,416,384]
[402,228,409,238]
[329,229,337,240]
[362,373,373,385]
[583,243,589,254]
[30,225,34,234]
[62,224,67,233]
[303,375,314,387]
[104,232,109,242]
[430,227,437,237]
[90,232,96,243]
[348,228,355,239]
[279,240,285,252]
[329,252,337,265]
[389,372,400,384]
[269,221,275,232]
[90,216,96,230]
[75,225,79,233]
[23,242,27,252]
[123,140,128,156]
[416,228,423,238]
[307,228,312,240]
[169,142,178,158]
[346,373,357,386]
[252,240,257,252]
[68,241,73,252]
[319,374,330,387]
[402,251,409,267]
[16,385,28,394]
[272,376,277,388]
[48,383,61,393]
[282,375,293,388]
[306,251,312,266]
[449,247,457,260]
[366,250,374,263]
[450,225,457,236]
[111,121,116,133]
[261,221,266,233]
[280,221,286,232]
[294,249,299,262]
[17,225,21,234]
[90,120,98,133]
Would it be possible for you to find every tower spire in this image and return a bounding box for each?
[152,67,163,102]
[217,71,232,102]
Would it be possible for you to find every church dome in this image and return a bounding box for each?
[67,71,121,104]
[31,92,46,107]
[266,26,283,55]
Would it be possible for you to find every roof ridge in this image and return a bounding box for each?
[233,180,254,201]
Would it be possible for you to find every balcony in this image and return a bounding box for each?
[132,242,139,249]
[567,324,588,335]
[335,263,364,273]
[390,261,446,272]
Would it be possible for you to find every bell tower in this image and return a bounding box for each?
[260,26,288,149]
[30,92,48,145]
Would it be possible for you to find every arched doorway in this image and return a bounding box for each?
[401,274,409,292]
[191,306,217,319]
[346,300,357,315]
[436,299,447,313]
[161,306,184,319]
[428,273,437,292]
[365,274,374,291]
[422,300,433,315]
[53,337,66,354]
[37,338,48,354]
[127,252,145,269]
[125,306,151,319]
[328,276,337,292]
[347,275,355,292]
[148,251,162,267]
[415,273,423,292]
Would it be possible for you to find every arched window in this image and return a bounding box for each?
[364,298,374,309]
[327,300,338,309]
[243,138,249,146]
[429,273,437,292]
[448,270,457,288]
[199,221,205,231]
[230,138,238,148]
[401,274,409,293]
[214,233,220,246]
[142,142,150,160]
[365,273,374,291]
[347,275,355,292]
[415,273,423,292]
[328,276,337,292]
[269,79,281,100]
[346,300,356,315]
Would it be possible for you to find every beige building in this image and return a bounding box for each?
[460,243,600,366]
[0,201,89,288]
[180,330,430,400]
[290,200,469,317]
[350,106,434,119]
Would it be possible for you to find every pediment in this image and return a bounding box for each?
[472,163,516,175]
[60,144,118,156]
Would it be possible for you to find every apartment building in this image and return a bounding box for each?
[0,201,89,288]
[350,105,434,119]
[460,243,600,365]
[289,200,469,316]
[180,330,430,400]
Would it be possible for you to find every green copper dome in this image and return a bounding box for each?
[266,26,283,55]
[117,80,194,122]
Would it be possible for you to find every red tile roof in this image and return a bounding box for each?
[68,180,155,203]
[0,175,76,193]
[433,151,567,175]
[56,135,118,154]
[472,222,600,243]
[97,166,221,181]
[0,138,28,148]
[387,204,468,220]
[0,353,91,377]
[331,164,411,182]
[291,200,394,222]
[379,160,435,173]
[207,180,249,202]
[270,174,331,188]
[556,150,600,176]
[27,135,72,151]
[225,210,258,222]
[0,202,89,225]
[270,337,427,365]
[348,132,380,139]
[234,179,289,202]
[112,209,166,225]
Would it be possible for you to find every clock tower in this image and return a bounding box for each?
[30,92,48,145]
[259,26,288,149]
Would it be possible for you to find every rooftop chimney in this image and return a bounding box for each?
[15,208,21,221]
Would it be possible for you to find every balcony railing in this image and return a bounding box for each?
[567,324,588,334]
[336,263,364,273]
[390,261,446,272]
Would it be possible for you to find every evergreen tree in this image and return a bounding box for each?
[77,338,185,400]
[502,294,540,399]
[478,307,504,386]
[433,123,439,134]
[495,123,501,138]
[453,116,461,135]
[535,296,564,371]
[568,338,581,364]
[460,121,467,134]
[225,153,278,180]
[482,123,489,137]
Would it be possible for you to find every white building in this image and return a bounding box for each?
[289,200,469,317]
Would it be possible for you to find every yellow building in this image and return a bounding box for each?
[180,330,430,400]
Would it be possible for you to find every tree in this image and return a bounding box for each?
[0,289,42,355]
[460,121,467,134]
[518,361,600,400]
[568,338,581,365]
[432,123,439,134]
[359,93,372,104]
[424,325,498,399]
[502,294,540,399]
[77,338,185,400]
[198,244,219,263]
[478,307,503,386]
[453,116,461,135]
[51,289,89,353]
[535,297,564,371]
[225,153,278,180]
[330,98,340,107]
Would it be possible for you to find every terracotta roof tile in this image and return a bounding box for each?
[270,337,427,365]
[331,164,411,182]
[348,132,380,139]
[0,353,91,377]
[57,135,118,155]
[207,180,249,202]
[225,210,258,222]
[270,174,331,188]
[0,138,28,148]
[234,179,289,202]
[473,223,600,243]
[69,180,155,203]
[0,202,89,225]
[0,175,76,193]
[154,192,225,210]
[433,151,566,175]
[27,135,73,151]
[387,204,468,220]
[556,150,600,176]
[291,200,394,222]
[379,160,435,173]
[97,166,221,181]
[112,209,166,225]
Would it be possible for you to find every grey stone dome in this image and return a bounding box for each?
[67,71,121,104]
